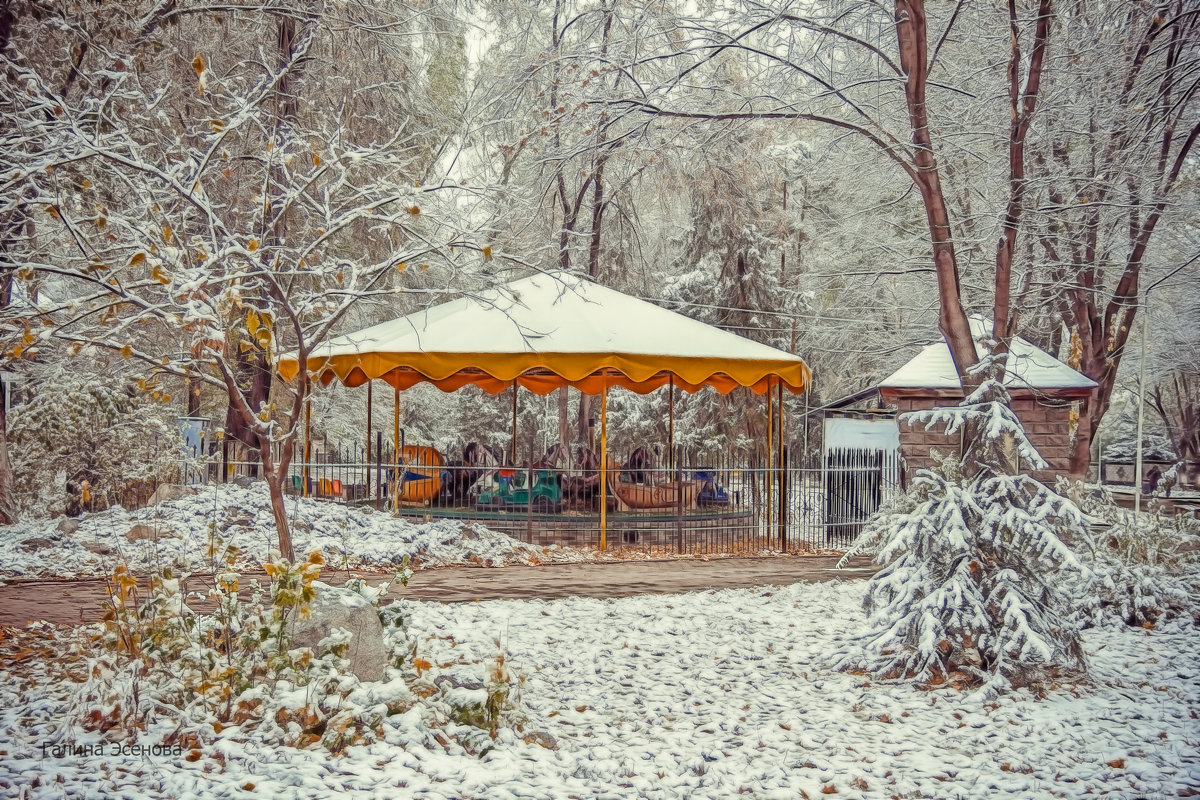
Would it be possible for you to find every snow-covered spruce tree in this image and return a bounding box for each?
[838,378,1093,692]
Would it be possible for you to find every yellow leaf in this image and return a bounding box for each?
[162,225,173,243]
[247,239,259,252]
[121,343,132,359]
[396,262,406,272]
[255,329,271,348]
[81,179,92,189]
[151,264,171,284]
[22,329,34,346]
[81,483,91,504]
[192,54,206,76]
[11,345,23,358]
[210,120,225,132]
[482,246,493,261]
[129,252,146,267]
[96,216,106,229]
[408,205,420,216]
[44,205,59,219]
[312,152,320,166]
[161,393,172,403]
[247,309,259,335]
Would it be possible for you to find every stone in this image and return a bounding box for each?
[232,475,254,489]
[523,730,559,750]
[146,484,191,506]
[84,542,115,556]
[18,537,56,552]
[126,524,173,541]
[219,513,254,533]
[291,582,389,682]
[56,518,81,535]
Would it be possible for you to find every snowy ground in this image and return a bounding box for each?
[1,580,1196,799]
[0,483,612,580]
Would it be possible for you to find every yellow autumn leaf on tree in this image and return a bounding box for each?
[312,152,320,166]
[130,252,146,266]
[408,205,420,216]
[247,239,259,252]
[482,246,493,261]
[151,264,171,284]
[121,343,132,359]
[192,54,206,76]
[255,329,271,348]
[247,308,260,335]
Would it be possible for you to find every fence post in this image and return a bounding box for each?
[674,445,684,554]
[780,445,789,552]
[375,431,383,510]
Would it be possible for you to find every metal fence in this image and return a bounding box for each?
[188,436,901,555]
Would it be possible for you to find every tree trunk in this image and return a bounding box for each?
[0,380,15,525]
[260,437,295,561]
[894,0,978,383]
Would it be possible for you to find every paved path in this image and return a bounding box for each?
[0,555,875,627]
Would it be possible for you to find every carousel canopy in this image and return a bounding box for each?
[277,270,810,395]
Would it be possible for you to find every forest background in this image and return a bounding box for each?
[1,0,1196,531]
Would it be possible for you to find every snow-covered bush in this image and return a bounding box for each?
[65,545,528,756]
[837,379,1093,694]
[9,368,187,517]
[72,548,415,752]
[1060,481,1200,627]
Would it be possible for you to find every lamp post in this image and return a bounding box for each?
[1133,253,1198,513]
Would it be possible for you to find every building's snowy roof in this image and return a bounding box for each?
[279,270,810,395]
[880,318,1096,392]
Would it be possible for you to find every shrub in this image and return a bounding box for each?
[1060,481,1200,627]
[9,368,187,517]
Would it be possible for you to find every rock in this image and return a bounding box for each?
[219,513,254,533]
[146,484,191,506]
[232,475,254,489]
[126,524,173,541]
[523,730,559,750]
[18,538,56,552]
[56,518,81,535]
[291,582,389,682]
[433,668,485,692]
[84,542,115,556]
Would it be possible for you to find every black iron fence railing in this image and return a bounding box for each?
[182,440,901,555]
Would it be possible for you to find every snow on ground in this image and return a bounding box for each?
[1,580,1196,799]
[0,483,600,580]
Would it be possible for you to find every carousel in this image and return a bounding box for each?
[277,270,811,551]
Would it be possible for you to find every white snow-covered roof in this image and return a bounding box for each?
[279,270,810,395]
[880,318,1096,392]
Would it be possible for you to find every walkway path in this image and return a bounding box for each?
[0,555,876,627]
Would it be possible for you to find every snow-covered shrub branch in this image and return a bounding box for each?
[1061,481,1200,628]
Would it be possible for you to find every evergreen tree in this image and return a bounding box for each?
[838,376,1093,693]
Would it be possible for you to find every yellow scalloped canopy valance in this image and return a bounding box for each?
[277,271,810,396]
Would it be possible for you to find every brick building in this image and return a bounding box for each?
[878,321,1096,482]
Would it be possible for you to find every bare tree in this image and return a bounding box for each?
[0,1,484,556]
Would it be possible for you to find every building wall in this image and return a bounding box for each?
[885,392,1076,483]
